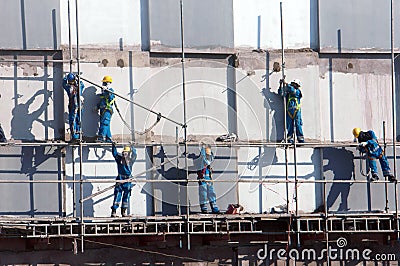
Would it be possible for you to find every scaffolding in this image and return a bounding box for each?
[0,1,398,262]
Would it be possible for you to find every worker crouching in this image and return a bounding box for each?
[353,128,396,182]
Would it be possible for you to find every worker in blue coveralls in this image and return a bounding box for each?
[353,128,396,182]
[62,73,85,143]
[278,79,304,143]
[111,141,137,217]
[197,145,220,214]
[96,76,115,142]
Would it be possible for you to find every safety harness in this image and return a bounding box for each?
[287,96,301,119]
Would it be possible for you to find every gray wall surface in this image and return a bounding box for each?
[152,145,237,215]
[323,146,400,213]
[319,0,400,52]
[0,146,64,216]
[0,51,64,141]
[0,0,61,49]
[149,0,234,49]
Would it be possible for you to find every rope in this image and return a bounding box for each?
[114,101,161,136]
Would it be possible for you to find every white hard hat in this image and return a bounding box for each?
[291,79,302,87]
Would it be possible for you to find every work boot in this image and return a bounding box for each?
[385,174,397,183]
[121,208,128,217]
[370,173,379,182]
[111,208,117,218]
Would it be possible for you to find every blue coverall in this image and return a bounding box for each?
[111,143,137,210]
[197,148,219,213]
[62,77,85,140]
[97,88,115,142]
[278,83,304,142]
[358,130,392,176]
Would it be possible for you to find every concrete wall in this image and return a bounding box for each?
[319,0,400,53]
[233,0,314,49]
[0,0,61,50]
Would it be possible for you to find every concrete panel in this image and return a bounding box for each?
[0,0,60,49]
[149,0,234,49]
[319,0,400,52]
[0,52,64,141]
[323,146,400,213]
[64,146,151,217]
[0,146,64,217]
[238,147,322,214]
[233,0,312,49]
[152,145,237,215]
[59,0,141,48]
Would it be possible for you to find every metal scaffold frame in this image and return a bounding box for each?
[0,0,398,260]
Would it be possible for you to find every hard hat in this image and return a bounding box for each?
[67,73,76,81]
[352,128,361,138]
[291,79,301,87]
[123,145,131,153]
[102,76,113,83]
[205,147,212,155]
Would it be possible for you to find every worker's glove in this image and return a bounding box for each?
[359,142,367,147]
[156,112,162,122]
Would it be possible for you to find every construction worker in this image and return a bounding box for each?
[278,79,304,143]
[96,76,115,142]
[353,128,396,182]
[197,146,220,214]
[62,73,85,143]
[111,142,137,217]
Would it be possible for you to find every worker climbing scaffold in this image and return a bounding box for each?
[62,73,85,143]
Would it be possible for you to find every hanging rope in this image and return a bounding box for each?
[114,101,162,136]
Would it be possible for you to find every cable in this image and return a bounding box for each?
[114,101,161,136]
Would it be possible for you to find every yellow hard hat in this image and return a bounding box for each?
[102,75,113,83]
[205,147,212,155]
[352,128,361,138]
[123,145,131,153]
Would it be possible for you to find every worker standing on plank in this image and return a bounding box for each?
[353,127,396,182]
[197,145,220,214]
[278,79,304,143]
[111,141,137,217]
[95,76,115,142]
[62,73,85,143]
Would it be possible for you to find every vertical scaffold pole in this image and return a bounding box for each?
[67,0,77,219]
[280,1,290,218]
[67,0,73,73]
[180,0,190,250]
[383,121,389,213]
[75,0,84,253]
[390,0,399,240]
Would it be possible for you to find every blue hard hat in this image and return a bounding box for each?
[67,73,76,81]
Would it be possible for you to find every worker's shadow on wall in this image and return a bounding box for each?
[261,86,284,142]
[19,146,63,217]
[82,86,100,139]
[323,147,355,212]
[153,147,197,215]
[11,89,52,141]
